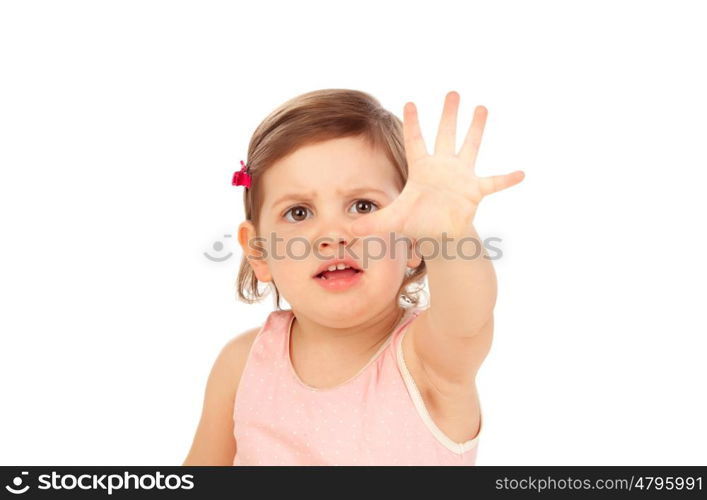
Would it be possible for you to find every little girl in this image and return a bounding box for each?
[183,89,524,466]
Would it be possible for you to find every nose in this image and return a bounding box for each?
[313,208,355,258]
[317,233,349,254]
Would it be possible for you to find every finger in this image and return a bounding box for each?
[479,170,525,197]
[434,91,460,156]
[458,105,488,169]
[403,101,428,166]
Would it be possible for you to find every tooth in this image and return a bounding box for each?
[336,263,347,270]
[327,265,337,271]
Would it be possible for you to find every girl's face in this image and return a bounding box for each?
[239,136,421,325]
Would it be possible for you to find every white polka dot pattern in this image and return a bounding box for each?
[231,307,480,466]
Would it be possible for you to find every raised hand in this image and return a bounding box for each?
[350,91,525,241]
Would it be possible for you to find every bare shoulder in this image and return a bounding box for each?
[182,325,262,466]
[203,325,263,397]
[223,326,263,390]
[223,326,263,365]
[207,324,264,413]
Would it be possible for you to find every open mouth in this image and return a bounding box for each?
[314,268,363,280]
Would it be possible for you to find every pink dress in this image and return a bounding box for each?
[232,306,481,466]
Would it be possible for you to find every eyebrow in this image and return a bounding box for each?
[270,187,392,208]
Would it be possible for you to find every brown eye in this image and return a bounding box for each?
[350,199,379,214]
[284,205,312,223]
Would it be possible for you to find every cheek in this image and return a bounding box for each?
[261,232,312,263]
[265,239,315,285]
[267,260,308,299]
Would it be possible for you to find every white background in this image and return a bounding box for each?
[1,0,705,465]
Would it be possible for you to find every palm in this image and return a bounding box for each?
[350,92,524,241]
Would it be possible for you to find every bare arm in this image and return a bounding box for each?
[349,93,523,397]
[182,328,259,465]
[413,223,496,388]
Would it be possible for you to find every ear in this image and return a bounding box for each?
[238,220,272,282]
[407,237,423,269]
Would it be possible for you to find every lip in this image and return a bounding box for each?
[313,267,364,292]
[312,257,364,278]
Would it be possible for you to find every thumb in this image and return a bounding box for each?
[479,170,525,197]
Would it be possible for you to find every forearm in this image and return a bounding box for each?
[420,222,497,336]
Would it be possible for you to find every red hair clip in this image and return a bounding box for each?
[232,160,252,189]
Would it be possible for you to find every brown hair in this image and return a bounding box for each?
[236,89,427,310]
